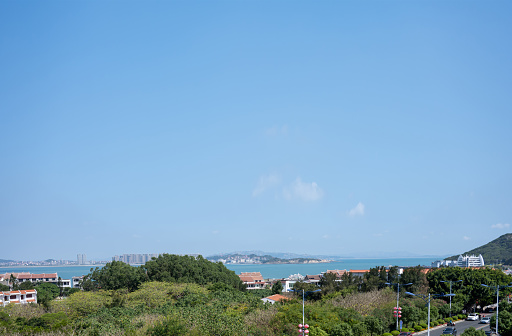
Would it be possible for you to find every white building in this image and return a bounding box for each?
[238,272,267,289]
[261,294,290,304]
[0,273,71,288]
[1,290,37,307]
[112,253,160,264]
[77,254,87,265]
[72,275,84,289]
[457,254,485,267]
[431,260,458,268]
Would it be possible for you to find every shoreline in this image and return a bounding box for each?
[0,265,106,268]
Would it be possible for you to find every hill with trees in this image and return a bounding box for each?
[207,253,325,264]
[445,233,512,264]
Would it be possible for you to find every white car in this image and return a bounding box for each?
[466,313,479,321]
[480,317,491,324]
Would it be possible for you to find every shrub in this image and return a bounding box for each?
[444,317,451,323]
[148,318,187,336]
[309,326,328,336]
[401,328,409,332]
[391,330,400,335]
[438,319,445,325]
[431,321,438,327]
[414,325,423,332]
[382,333,392,336]
[458,314,465,320]
[52,290,112,318]
[330,322,354,336]
[420,322,428,329]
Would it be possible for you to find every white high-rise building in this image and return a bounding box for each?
[77,254,87,265]
[112,253,160,264]
[457,254,485,267]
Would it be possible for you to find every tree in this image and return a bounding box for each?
[319,272,340,295]
[9,274,18,290]
[62,287,80,297]
[142,254,244,290]
[272,280,283,294]
[362,266,387,292]
[18,281,35,290]
[35,283,60,308]
[401,266,428,294]
[363,315,385,336]
[490,302,512,336]
[427,267,512,311]
[84,260,143,292]
[330,322,354,336]
[291,281,321,300]
[57,277,63,297]
[0,283,9,291]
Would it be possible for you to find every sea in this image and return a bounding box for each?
[0,257,437,284]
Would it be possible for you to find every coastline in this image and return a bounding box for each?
[0,257,438,281]
[0,264,106,268]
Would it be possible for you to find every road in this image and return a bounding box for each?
[415,316,494,336]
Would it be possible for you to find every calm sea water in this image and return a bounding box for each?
[0,258,436,283]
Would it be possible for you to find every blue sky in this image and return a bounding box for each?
[1,1,511,261]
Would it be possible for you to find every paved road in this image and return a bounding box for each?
[414,316,494,336]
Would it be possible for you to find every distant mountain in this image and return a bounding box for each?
[210,251,446,261]
[445,233,512,264]
[0,259,15,263]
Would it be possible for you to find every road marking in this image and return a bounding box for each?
[475,324,489,331]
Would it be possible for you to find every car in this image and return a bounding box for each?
[467,313,479,321]
[484,331,497,336]
[399,333,412,336]
[443,327,457,335]
[480,317,491,324]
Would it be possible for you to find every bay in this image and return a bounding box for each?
[225,257,436,279]
[0,258,436,284]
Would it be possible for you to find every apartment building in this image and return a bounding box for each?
[238,272,268,289]
[0,273,71,288]
[0,289,37,307]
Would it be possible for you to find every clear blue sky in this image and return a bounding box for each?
[1,1,511,261]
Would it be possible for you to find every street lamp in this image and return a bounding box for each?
[481,283,512,335]
[440,280,462,317]
[385,277,412,331]
[289,288,321,335]
[406,292,453,336]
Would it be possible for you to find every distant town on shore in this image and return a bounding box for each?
[2,233,512,268]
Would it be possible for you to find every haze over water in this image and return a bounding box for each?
[0,257,436,281]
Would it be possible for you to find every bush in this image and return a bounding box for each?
[431,321,438,327]
[420,322,428,329]
[382,333,392,336]
[438,319,445,325]
[401,328,409,332]
[330,323,354,336]
[309,326,328,336]
[414,325,423,332]
[149,318,187,336]
[391,331,400,336]
[444,317,451,323]
[458,314,466,320]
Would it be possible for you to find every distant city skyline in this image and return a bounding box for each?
[1,1,511,260]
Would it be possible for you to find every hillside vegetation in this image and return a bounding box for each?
[3,256,512,335]
[446,233,512,264]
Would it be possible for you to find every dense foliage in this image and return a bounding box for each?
[1,261,511,335]
[142,254,245,290]
[427,267,512,310]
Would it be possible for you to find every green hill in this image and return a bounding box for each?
[446,233,512,265]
